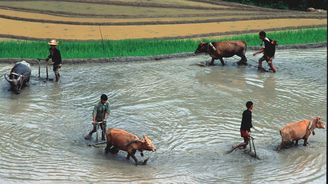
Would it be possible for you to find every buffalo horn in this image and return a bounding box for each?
[4,74,13,82]
[11,72,20,76]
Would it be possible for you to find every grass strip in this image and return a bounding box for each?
[0,27,326,59]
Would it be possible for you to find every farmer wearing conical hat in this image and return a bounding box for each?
[46,39,62,82]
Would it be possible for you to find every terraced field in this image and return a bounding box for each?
[0,0,326,40]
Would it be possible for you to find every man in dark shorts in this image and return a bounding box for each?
[253,31,277,73]
[235,101,253,149]
[85,94,110,140]
[46,39,62,82]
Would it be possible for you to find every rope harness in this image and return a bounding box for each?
[307,120,314,136]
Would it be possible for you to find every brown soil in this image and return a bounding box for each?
[0,8,325,26]
[0,5,266,18]
[0,9,274,22]
[0,18,326,40]
[0,1,326,40]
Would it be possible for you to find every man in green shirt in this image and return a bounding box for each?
[84,94,110,140]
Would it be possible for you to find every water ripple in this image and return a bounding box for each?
[0,48,326,183]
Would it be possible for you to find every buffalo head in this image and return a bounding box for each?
[142,135,156,152]
[4,73,23,94]
[4,61,31,94]
[314,117,325,129]
[194,42,209,54]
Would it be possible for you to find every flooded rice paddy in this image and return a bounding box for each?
[0,48,326,183]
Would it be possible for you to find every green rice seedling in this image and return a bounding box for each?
[202,27,327,46]
[0,27,326,59]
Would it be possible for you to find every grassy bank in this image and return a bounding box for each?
[0,27,326,59]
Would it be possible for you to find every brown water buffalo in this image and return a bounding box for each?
[194,41,247,66]
[277,117,325,151]
[105,128,156,165]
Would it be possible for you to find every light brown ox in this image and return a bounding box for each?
[278,117,325,151]
[105,128,156,165]
[194,41,247,66]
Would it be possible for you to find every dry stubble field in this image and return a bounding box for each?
[0,0,326,40]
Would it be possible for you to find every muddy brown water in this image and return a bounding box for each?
[0,48,326,183]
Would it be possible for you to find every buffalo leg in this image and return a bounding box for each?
[130,150,139,165]
[295,140,299,146]
[303,138,308,146]
[277,141,286,151]
[219,57,225,66]
[142,157,149,165]
[237,54,247,65]
[241,55,247,65]
[209,58,215,65]
[140,151,144,157]
[126,153,130,160]
[109,146,119,154]
[105,142,112,154]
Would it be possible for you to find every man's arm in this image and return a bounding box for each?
[46,51,51,61]
[244,111,252,130]
[104,104,110,121]
[253,48,264,56]
[92,105,97,123]
[104,112,109,121]
[57,50,62,64]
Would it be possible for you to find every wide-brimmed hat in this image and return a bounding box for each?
[48,39,59,46]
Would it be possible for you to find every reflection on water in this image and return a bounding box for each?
[0,48,326,183]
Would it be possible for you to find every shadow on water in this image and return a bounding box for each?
[0,48,326,183]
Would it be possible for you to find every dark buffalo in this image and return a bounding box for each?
[194,41,247,66]
[4,61,31,94]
